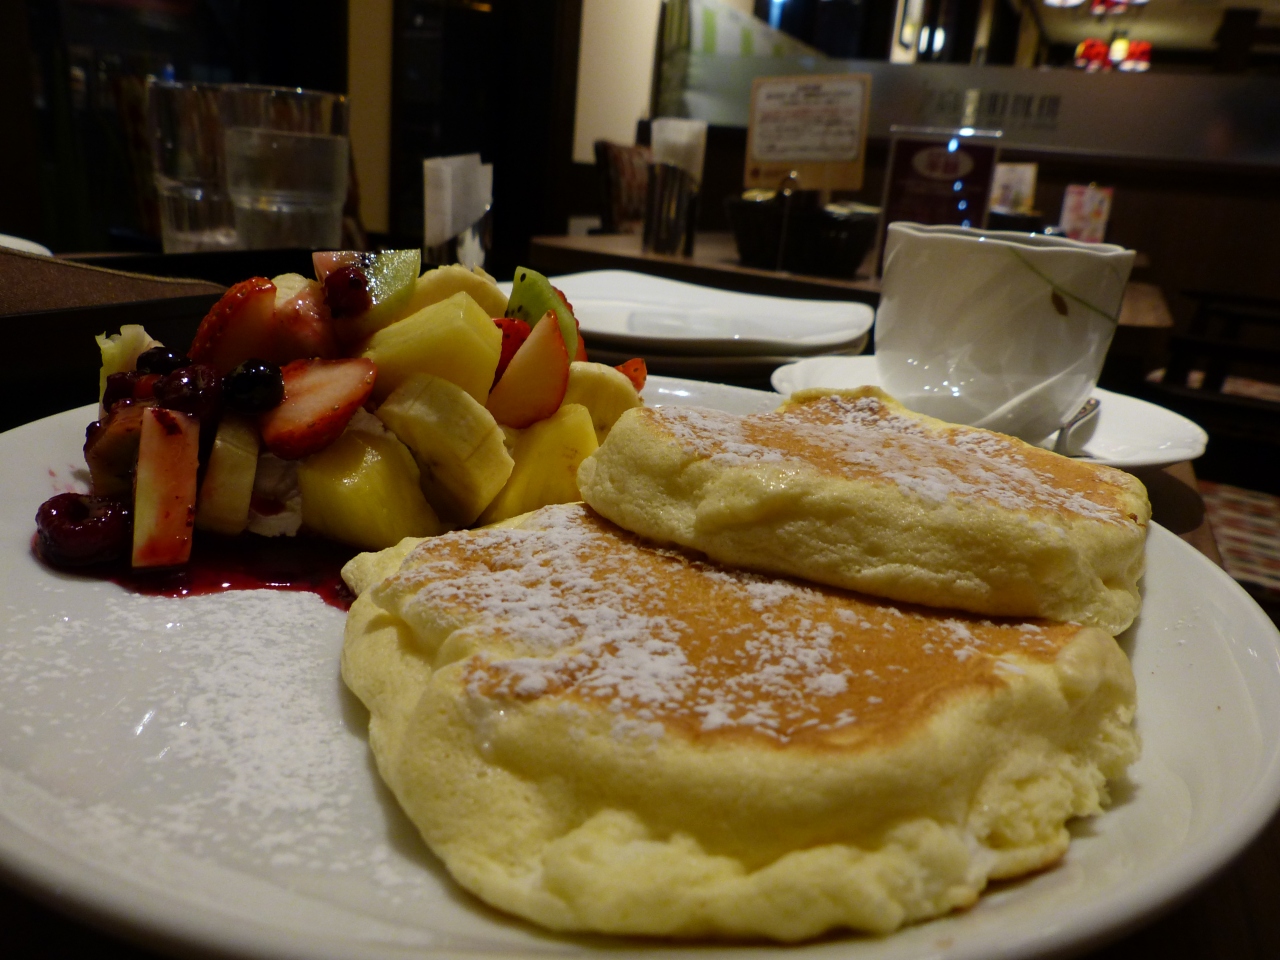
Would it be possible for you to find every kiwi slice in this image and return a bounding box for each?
[506,266,577,355]
[313,249,421,339]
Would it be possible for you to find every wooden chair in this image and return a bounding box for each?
[1145,290,1280,493]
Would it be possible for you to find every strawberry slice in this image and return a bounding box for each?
[493,317,532,385]
[272,273,339,362]
[189,277,280,375]
[615,358,647,392]
[487,310,570,428]
[576,331,588,362]
[259,358,377,460]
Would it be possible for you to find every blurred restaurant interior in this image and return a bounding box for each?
[6,3,1280,959]
[2,0,1279,576]
[2,6,1279,506]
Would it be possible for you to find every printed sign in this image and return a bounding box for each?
[876,132,1001,274]
[745,74,872,192]
[1060,184,1114,243]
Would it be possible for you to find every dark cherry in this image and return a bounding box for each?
[323,265,372,318]
[135,347,192,376]
[223,360,284,414]
[102,371,137,412]
[35,493,132,568]
[153,363,223,423]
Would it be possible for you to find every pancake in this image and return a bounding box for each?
[341,503,1139,940]
[576,387,1150,633]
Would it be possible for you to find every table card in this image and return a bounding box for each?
[1060,184,1114,243]
[744,74,872,192]
[875,128,1000,274]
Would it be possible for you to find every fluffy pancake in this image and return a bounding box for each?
[576,388,1150,633]
[342,503,1139,940]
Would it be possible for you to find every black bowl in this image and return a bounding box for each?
[725,193,878,279]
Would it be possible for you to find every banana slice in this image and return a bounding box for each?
[376,373,514,526]
[562,361,642,444]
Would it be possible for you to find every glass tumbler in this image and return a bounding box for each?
[146,80,240,253]
[219,85,350,250]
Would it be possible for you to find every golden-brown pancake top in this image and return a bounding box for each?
[382,504,1085,751]
[646,392,1139,525]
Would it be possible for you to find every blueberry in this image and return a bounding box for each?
[154,363,223,424]
[135,347,192,376]
[102,371,138,412]
[223,360,284,414]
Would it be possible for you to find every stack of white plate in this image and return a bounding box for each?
[524,270,875,382]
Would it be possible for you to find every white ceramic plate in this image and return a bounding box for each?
[772,356,1209,470]
[498,270,874,357]
[0,233,53,257]
[3,396,1278,960]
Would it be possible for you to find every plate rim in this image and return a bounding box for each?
[1,400,1278,960]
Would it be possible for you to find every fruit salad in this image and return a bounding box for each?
[34,255,647,574]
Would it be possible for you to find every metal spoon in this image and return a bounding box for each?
[1053,397,1101,455]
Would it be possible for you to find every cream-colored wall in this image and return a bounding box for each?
[347,0,393,233]
[572,0,664,164]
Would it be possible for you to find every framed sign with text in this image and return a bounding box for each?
[745,74,872,193]
[876,128,1002,274]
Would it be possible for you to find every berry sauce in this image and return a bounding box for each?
[35,533,359,611]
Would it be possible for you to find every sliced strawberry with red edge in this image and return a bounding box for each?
[259,358,377,460]
[189,277,280,375]
[487,310,569,428]
[492,317,532,386]
[615,358,646,392]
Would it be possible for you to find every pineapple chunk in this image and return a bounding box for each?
[297,429,443,550]
[196,414,259,535]
[376,374,514,526]
[96,325,161,403]
[361,291,501,405]
[399,264,509,320]
[562,361,643,444]
[478,403,598,525]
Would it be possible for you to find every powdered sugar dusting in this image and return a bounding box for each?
[379,505,1072,745]
[651,397,1133,524]
[1,584,448,914]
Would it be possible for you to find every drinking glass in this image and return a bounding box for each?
[219,85,349,250]
[147,80,240,253]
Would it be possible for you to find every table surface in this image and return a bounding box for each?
[530,232,1173,329]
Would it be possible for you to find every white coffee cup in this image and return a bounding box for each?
[875,222,1135,442]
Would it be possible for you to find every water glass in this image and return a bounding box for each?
[219,85,349,250]
[147,80,239,253]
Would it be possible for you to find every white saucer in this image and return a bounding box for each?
[772,356,1208,470]
[500,270,874,357]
